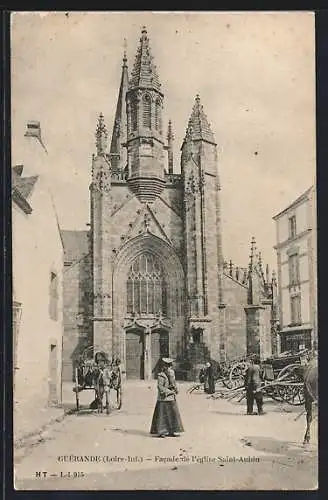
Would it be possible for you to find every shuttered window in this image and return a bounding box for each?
[288,254,300,285]
[290,295,302,325]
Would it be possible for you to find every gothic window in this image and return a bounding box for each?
[126,253,167,315]
[131,100,138,131]
[155,99,162,132]
[143,94,151,128]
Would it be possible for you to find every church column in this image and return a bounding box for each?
[91,114,113,356]
[144,327,152,380]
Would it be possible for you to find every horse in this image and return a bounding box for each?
[93,364,114,414]
[92,357,122,414]
[302,356,318,445]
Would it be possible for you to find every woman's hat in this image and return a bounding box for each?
[162,357,173,365]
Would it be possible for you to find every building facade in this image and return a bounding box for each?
[273,186,317,352]
[62,28,278,380]
[12,121,64,436]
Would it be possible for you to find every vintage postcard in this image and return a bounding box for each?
[11,11,317,490]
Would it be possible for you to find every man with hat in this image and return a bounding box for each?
[150,357,184,438]
[244,355,266,415]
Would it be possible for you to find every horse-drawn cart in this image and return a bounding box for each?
[261,349,309,406]
[73,347,122,414]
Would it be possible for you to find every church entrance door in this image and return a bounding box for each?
[125,330,144,379]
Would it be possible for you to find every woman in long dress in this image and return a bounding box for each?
[150,358,184,438]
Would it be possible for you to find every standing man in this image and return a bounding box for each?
[244,355,266,415]
[204,361,215,394]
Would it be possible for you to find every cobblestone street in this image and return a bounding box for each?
[14,381,318,491]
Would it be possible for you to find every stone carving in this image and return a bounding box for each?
[94,167,111,193]
[185,170,204,196]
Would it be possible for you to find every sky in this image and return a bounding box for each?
[11,11,316,270]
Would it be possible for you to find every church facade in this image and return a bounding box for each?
[62,28,278,381]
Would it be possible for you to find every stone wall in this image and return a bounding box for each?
[223,275,248,360]
[62,254,92,381]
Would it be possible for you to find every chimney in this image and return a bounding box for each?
[24,120,48,153]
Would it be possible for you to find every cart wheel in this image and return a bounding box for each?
[277,364,305,406]
[281,385,305,406]
[117,387,122,410]
[227,362,247,390]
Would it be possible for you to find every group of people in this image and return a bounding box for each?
[149,354,268,438]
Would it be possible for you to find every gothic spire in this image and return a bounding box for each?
[183,94,216,145]
[258,251,264,278]
[167,119,174,174]
[249,236,256,272]
[129,26,161,92]
[110,45,129,168]
[95,113,108,155]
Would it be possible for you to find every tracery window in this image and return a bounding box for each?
[155,99,162,132]
[131,100,138,131]
[126,253,167,315]
[143,94,151,128]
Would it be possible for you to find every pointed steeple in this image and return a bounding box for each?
[110,44,129,169]
[249,236,256,272]
[129,27,161,92]
[167,119,174,174]
[183,95,216,145]
[95,113,108,155]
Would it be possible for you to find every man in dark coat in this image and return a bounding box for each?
[204,361,216,394]
[244,355,266,415]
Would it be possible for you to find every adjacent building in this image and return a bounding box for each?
[62,28,278,381]
[273,186,317,352]
[12,121,64,437]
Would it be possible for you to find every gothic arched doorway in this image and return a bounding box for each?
[113,234,185,380]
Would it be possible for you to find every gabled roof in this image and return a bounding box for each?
[273,186,315,220]
[12,165,38,214]
[129,27,162,93]
[14,175,39,199]
[60,230,89,263]
[183,95,216,145]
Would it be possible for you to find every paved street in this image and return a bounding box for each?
[14,381,318,491]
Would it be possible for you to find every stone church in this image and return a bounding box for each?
[61,27,279,381]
